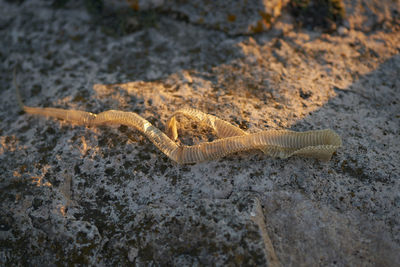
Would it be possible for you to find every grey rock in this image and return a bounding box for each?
[104,193,279,266]
[344,0,400,31]
[164,0,285,35]
[109,0,286,35]
[262,191,400,266]
[0,0,399,265]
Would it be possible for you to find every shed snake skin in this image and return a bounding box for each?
[18,98,341,164]
[14,69,341,164]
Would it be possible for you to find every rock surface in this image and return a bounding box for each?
[122,0,286,35]
[0,0,399,265]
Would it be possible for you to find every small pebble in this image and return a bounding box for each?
[338,26,348,36]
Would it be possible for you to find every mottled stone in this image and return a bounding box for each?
[109,193,279,266]
[344,0,400,32]
[116,0,286,35]
[1,0,399,265]
[289,0,346,31]
[262,191,400,266]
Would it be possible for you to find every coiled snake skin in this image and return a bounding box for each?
[14,68,341,164]
[18,102,341,164]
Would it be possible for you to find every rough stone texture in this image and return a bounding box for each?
[119,0,286,35]
[1,0,400,265]
[289,0,346,31]
[344,0,400,32]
